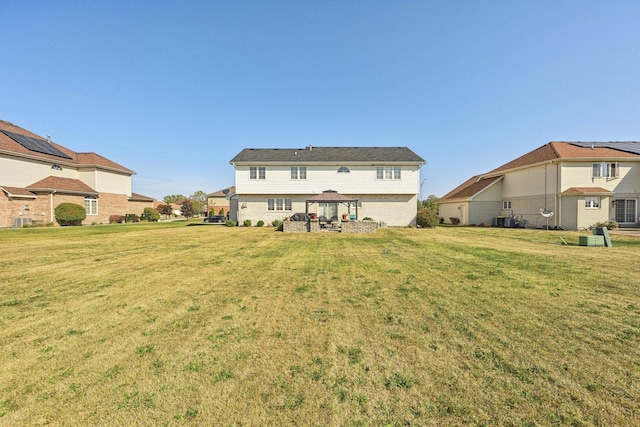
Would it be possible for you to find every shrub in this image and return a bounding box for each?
[257,220,265,227]
[243,219,252,227]
[416,208,440,228]
[219,208,225,216]
[275,221,283,232]
[272,219,282,228]
[225,219,236,227]
[125,214,140,223]
[449,217,461,225]
[592,220,619,230]
[142,207,160,222]
[109,215,125,224]
[54,202,86,226]
[363,217,373,221]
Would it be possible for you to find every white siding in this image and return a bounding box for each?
[503,164,557,198]
[93,170,131,195]
[235,193,418,227]
[235,164,420,195]
[0,155,78,186]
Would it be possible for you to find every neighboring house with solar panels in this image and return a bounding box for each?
[228,146,425,226]
[438,141,640,230]
[0,119,154,227]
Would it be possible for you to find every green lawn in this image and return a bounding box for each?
[1,224,639,425]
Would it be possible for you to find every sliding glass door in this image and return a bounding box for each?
[615,199,637,224]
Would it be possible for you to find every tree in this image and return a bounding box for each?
[418,194,439,212]
[163,194,185,204]
[157,203,173,218]
[190,190,208,216]
[180,198,195,219]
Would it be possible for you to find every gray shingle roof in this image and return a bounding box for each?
[229,146,425,164]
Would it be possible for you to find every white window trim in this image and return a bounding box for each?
[250,166,266,180]
[267,198,292,211]
[503,201,511,210]
[376,166,401,180]
[85,196,98,216]
[291,166,307,180]
[592,162,620,179]
[585,196,600,209]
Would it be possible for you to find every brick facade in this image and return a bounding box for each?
[0,191,153,227]
[283,219,377,233]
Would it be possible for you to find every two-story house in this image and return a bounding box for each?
[0,119,154,227]
[228,146,425,226]
[439,141,640,230]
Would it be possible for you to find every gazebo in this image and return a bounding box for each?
[305,189,359,221]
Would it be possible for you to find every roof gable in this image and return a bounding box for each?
[439,175,502,201]
[230,146,425,164]
[26,176,98,195]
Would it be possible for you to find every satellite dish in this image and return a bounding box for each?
[539,209,554,230]
[222,189,229,195]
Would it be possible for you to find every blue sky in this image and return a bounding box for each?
[2,1,640,200]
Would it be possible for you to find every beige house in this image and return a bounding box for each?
[207,186,234,217]
[229,146,425,226]
[439,141,640,230]
[0,119,154,227]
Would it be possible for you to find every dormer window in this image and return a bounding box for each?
[337,167,350,173]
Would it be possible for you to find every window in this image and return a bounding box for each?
[337,167,350,173]
[84,196,98,215]
[267,198,292,211]
[592,162,619,179]
[503,201,511,209]
[250,167,266,180]
[376,166,401,180]
[291,167,307,180]
[585,197,600,209]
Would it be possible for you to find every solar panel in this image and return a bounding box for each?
[1,129,72,159]
[569,141,640,156]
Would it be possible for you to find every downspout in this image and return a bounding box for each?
[556,162,561,229]
[50,190,56,223]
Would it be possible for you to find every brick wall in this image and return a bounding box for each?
[0,191,153,227]
[283,220,377,233]
[341,221,378,233]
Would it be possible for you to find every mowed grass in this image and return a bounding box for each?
[1,223,639,426]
